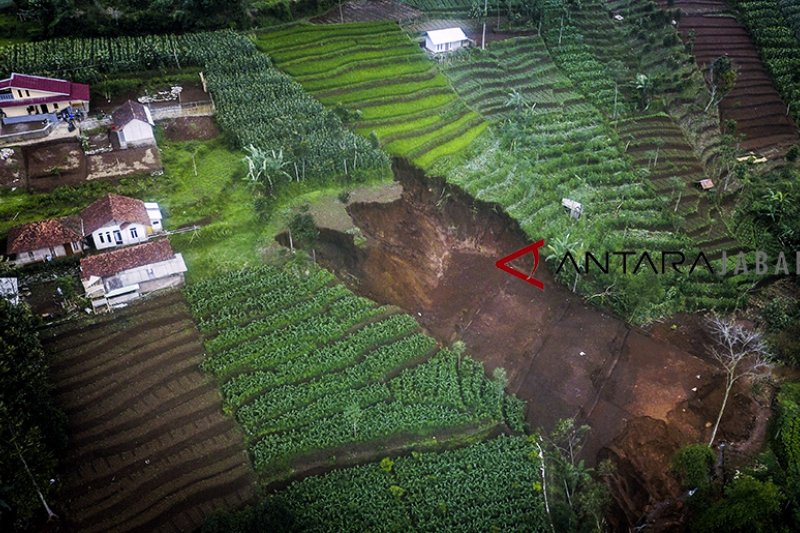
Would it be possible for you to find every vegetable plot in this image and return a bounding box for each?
[185,263,518,482]
[257,22,487,169]
[0,31,388,185]
[201,436,548,533]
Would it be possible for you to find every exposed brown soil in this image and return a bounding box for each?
[41,292,257,533]
[661,0,800,158]
[312,0,422,23]
[22,138,87,190]
[86,145,162,181]
[162,116,220,142]
[0,146,25,187]
[306,159,764,530]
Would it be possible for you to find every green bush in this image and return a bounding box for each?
[673,444,715,493]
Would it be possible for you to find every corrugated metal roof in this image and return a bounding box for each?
[426,27,468,45]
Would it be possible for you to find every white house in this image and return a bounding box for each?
[111,100,156,148]
[80,239,187,311]
[5,216,84,266]
[81,193,163,250]
[0,73,90,124]
[424,28,470,54]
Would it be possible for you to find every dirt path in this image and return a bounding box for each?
[660,0,800,158]
[310,160,763,528]
[41,294,257,533]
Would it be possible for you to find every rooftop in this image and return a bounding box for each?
[6,216,82,254]
[81,193,151,235]
[80,240,176,279]
[426,27,468,45]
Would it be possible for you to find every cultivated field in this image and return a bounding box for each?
[664,0,800,155]
[41,292,256,533]
[185,264,517,484]
[256,22,487,169]
[442,35,746,314]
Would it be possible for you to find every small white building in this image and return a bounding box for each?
[81,193,163,250]
[424,27,470,54]
[111,100,155,148]
[80,239,187,311]
[5,216,84,266]
[144,202,163,232]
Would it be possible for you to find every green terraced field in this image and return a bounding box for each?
[185,264,518,483]
[438,31,748,319]
[257,22,487,169]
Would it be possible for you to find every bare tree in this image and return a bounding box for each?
[706,316,772,446]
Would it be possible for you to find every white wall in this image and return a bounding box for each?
[3,99,71,117]
[121,119,155,145]
[11,243,79,266]
[424,37,466,54]
[92,223,149,250]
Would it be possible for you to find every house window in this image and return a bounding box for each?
[53,103,59,110]
[130,227,139,239]
[27,106,35,115]
[27,251,34,259]
[106,232,112,243]
[98,233,105,244]
[113,230,122,244]
[70,241,81,252]
[25,90,30,97]
[17,90,23,98]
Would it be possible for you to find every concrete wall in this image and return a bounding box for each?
[11,242,82,266]
[121,120,154,146]
[92,223,149,250]
[424,37,466,53]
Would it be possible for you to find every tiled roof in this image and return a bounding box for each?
[6,216,82,254]
[81,193,150,235]
[0,73,90,109]
[112,100,150,127]
[80,240,175,279]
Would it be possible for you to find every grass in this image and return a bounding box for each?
[257,22,486,169]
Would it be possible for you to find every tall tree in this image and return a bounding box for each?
[706,316,771,446]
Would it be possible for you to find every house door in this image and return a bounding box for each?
[113,230,122,245]
[40,104,49,113]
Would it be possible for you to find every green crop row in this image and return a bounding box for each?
[731,0,800,127]
[187,264,514,480]
[202,436,548,532]
[258,22,486,168]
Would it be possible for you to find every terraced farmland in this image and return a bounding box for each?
[663,0,800,156]
[41,292,256,533]
[441,32,746,316]
[445,37,594,119]
[185,264,515,484]
[570,0,724,166]
[257,22,487,169]
[614,114,738,259]
[205,436,547,532]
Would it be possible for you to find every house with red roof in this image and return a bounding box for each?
[81,193,163,250]
[0,73,90,125]
[80,239,187,311]
[5,216,85,266]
